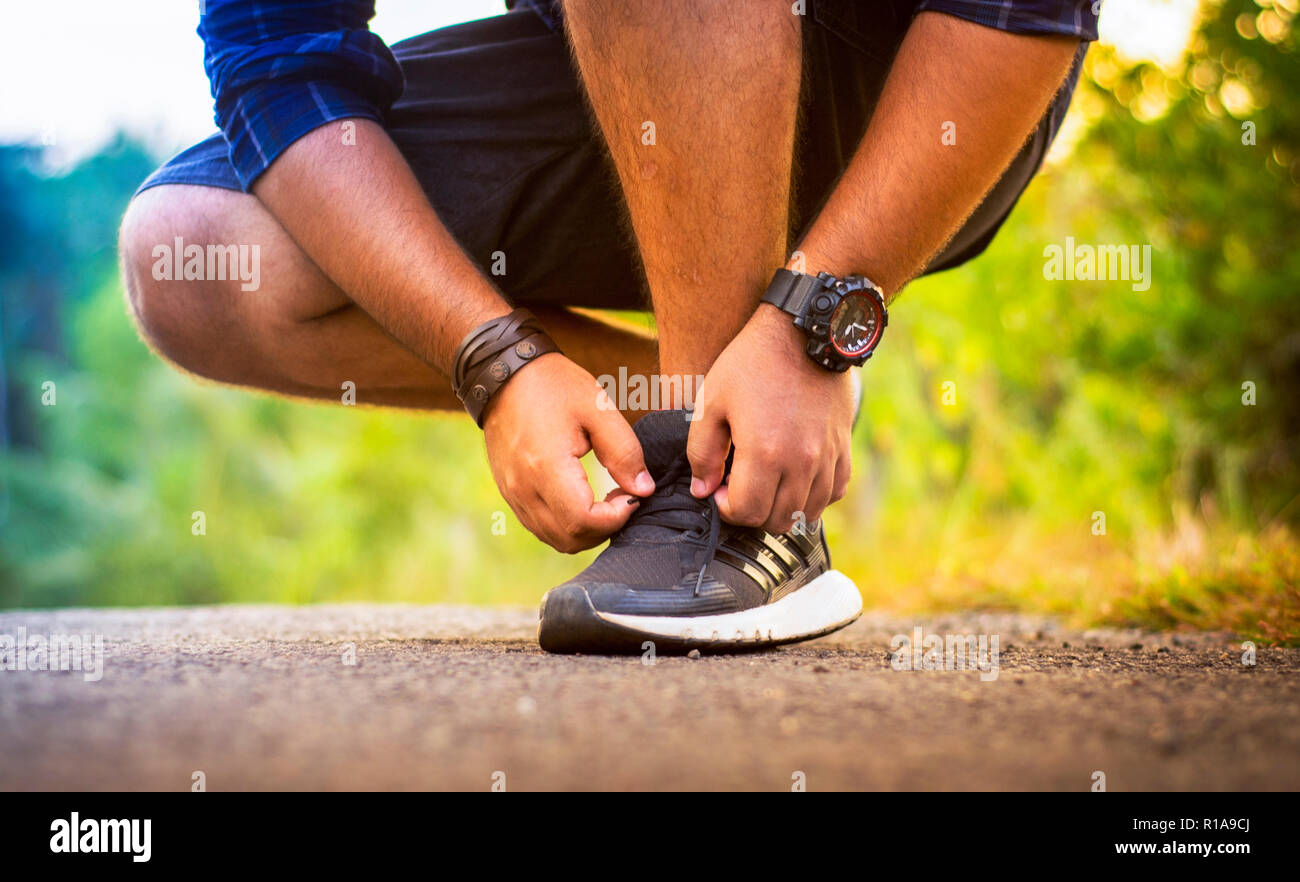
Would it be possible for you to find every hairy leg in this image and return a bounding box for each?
[119,184,656,412]
[563,0,802,386]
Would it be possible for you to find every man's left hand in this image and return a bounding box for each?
[687,304,855,533]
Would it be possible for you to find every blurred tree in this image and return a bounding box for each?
[0,138,155,450]
[1078,0,1299,525]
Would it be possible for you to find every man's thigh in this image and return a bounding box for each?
[135,11,647,312]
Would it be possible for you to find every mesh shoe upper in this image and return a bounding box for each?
[557,409,830,617]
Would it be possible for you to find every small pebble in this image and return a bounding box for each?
[687,649,701,660]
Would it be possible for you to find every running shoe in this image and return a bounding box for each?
[537,409,862,654]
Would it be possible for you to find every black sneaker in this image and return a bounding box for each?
[537,409,862,654]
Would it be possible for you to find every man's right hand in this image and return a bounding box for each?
[483,353,655,553]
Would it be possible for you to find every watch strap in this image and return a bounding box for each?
[761,268,822,316]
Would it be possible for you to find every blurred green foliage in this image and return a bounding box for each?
[1,0,1296,639]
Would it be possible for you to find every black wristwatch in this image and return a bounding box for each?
[761,268,888,372]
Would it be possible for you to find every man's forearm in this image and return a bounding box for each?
[795,12,1080,296]
[252,119,507,374]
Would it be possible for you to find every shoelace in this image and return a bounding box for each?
[623,456,721,597]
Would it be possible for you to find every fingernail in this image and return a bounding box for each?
[690,477,706,497]
[635,470,654,494]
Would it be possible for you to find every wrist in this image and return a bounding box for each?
[789,244,897,301]
[453,308,562,428]
[751,302,828,380]
[481,350,563,430]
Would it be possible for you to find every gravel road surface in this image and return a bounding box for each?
[1,605,1295,790]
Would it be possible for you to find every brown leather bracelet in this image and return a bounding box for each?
[452,308,560,428]
[452,309,545,387]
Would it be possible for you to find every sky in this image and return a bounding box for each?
[0,0,1200,170]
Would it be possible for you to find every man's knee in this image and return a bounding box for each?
[118,186,246,379]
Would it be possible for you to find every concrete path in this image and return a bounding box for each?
[1,605,1296,790]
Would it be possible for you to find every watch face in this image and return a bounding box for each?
[828,291,882,357]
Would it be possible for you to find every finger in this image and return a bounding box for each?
[522,488,573,552]
[686,409,731,497]
[830,445,852,505]
[715,453,779,527]
[802,465,835,527]
[530,491,608,554]
[586,406,654,497]
[767,470,812,534]
[535,455,632,551]
[525,454,595,551]
[585,495,640,534]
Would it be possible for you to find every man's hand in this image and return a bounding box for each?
[687,304,854,533]
[484,353,655,553]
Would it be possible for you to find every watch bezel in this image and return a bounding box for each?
[827,290,885,358]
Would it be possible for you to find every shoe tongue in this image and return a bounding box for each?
[623,409,701,543]
[632,409,693,483]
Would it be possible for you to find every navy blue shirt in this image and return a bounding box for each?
[200,0,1101,191]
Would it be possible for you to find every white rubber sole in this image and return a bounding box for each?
[595,569,863,646]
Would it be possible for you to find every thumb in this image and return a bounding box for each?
[687,408,730,498]
[582,492,642,536]
[586,407,655,497]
